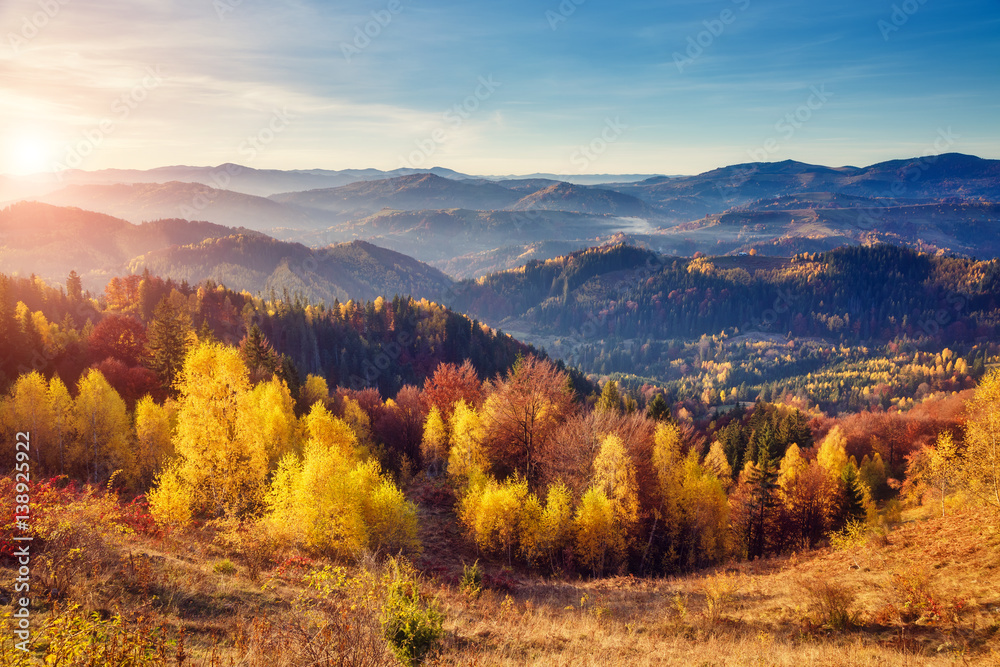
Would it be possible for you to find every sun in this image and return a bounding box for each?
[3,131,54,175]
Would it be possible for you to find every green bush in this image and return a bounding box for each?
[213,558,236,575]
[381,559,444,666]
[460,560,483,599]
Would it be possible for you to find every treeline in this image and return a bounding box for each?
[0,339,850,574]
[452,244,1000,344]
[0,269,582,401]
[2,326,998,577]
[589,337,994,414]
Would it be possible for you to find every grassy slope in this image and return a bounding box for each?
[414,486,1000,666]
[3,481,999,666]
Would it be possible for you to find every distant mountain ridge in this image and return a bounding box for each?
[270,173,523,215]
[0,201,257,289]
[0,201,452,303]
[129,236,453,304]
[2,153,998,281]
[608,153,1000,217]
[31,181,326,231]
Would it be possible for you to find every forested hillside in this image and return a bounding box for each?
[0,270,547,400]
[0,203,457,303]
[1,263,999,664]
[449,243,1000,411]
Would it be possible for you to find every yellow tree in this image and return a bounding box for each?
[267,439,365,557]
[651,422,684,553]
[676,450,730,567]
[858,452,888,500]
[266,441,416,558]
[589,433,640,573]
[777,443,808,493]
[573,487,619,576]
[459,476,528,563]
[71,369,132,485]
[242,376,298,466]
[303,401,360,461]
[817,425,849,478]
[5,372,52,471]
[592,434,639,543]
[339,395,373,454]
[363,474,420,555]
[540,482,574,569]
[596,380,622,414]
[781,457,838,548]
[520,481,574,570]
[168,343,260,518]
[47,376,72,475]
[266,399,418,557]
[421,405,449,475]
[300,374,329,410]
[518,491,544,563]
[929,432,961,517]
[448,400,488,487]
[134,396,174,490]
[963,369,1000,509]
[148,464,193,527]
[703,440,733,491]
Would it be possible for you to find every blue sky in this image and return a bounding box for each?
[1,0,998,176]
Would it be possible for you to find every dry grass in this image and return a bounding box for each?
[3,484,1000,665]
[417,507,1000,666]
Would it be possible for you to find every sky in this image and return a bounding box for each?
[1,0,998,177]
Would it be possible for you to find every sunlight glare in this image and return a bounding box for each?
[4,131,54,175]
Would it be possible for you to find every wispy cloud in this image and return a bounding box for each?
[1,0,998,175]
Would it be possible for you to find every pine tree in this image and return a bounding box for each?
[596,380,622,414]
[240,324,279,382]
[146,297,195,393]
[65,270,83,301]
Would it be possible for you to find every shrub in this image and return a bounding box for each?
[878,568,966,626]
[702,571,741,625]
[460,560,483,599]
[213,558,237,575]
[233,563,395,666]
[829,519,887,570]
[1,604,171,665]
[804,579,860,630]
[381,559,444,667]
[212,518,277,582]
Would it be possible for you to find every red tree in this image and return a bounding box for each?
[88,315,147,366]
[422,360,484,418]
[93,357,162,408]
[482,355,574,486]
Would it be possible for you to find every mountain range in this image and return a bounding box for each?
[2,152,998,300]
[0,201,452,303]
